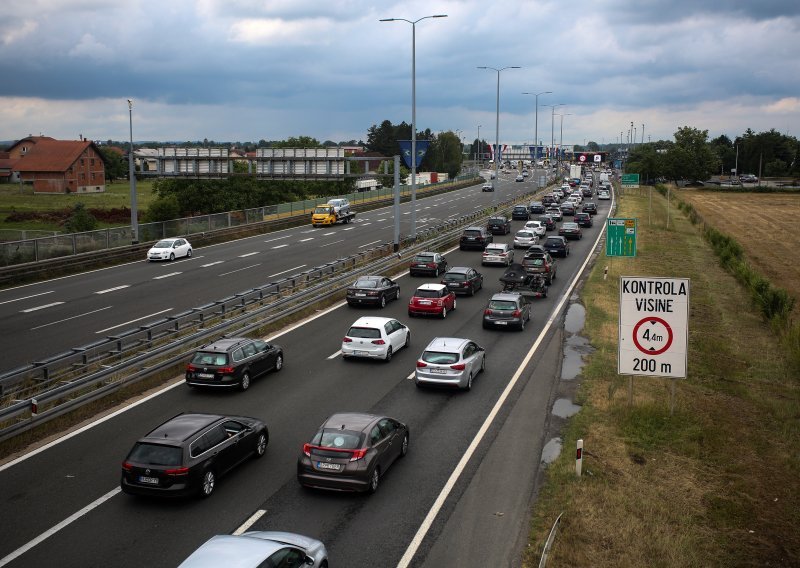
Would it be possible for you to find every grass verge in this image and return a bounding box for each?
[524,186,800,566]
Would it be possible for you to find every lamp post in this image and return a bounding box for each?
[476,124,481,164]
[380,14,447,238]
[522,90,551,164]
[478,65,520,204]
[127,99,138,244]
[544,103,565,170]
[556,112,573,173]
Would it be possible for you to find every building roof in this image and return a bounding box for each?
[13,139,97,173]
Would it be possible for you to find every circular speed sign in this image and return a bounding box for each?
[632,316,673,355]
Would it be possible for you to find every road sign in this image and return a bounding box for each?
[619,276,690,378]
[621,173,640,188]
[606,218,637,257]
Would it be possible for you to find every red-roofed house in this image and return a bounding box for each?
[7,136,106,193]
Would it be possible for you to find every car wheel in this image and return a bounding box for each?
[469,284,475,296]
[274,354,283,372]
[464,373,473,391]
[380,295,387,308]
[169,253,175,261]
[404,332,411,350]
[240,372,250,391]
[400,433,409,457]
[480,356,486,373]
[200,469,216,498]
[384,346,393,362]
[519,317,526,331]
[441,307,447,319]
[186,248,192,258]
[395,289,401,301]
[408,310,415,318]
[254,431,268,458]
[368,468,380,494]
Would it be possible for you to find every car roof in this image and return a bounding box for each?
[145,413,224,442]
[464,226,485,231]
[201,337,251,352]
[349,316,395,328]
[445,266,473,274]
[354,275,382,282]
[177,534,288,568]
[416,283,447,291]
[322,412,380,430]
[489,292,522,302]
[424,337,471,353]
[414,251,437,255]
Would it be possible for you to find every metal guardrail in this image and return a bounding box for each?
[0,188,535,442]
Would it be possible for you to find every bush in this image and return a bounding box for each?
[63,203,98,233]
[145,195,181,223]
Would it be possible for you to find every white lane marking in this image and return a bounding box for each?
[406,371,415,380]
[95,308,173,334]
[298,238,314,242]
[403,211,411,215]
[0,487,121,567]
[31,306,113,331]
[320,239,344,248]
[233,509,267,536]
[300,229,316,234]
[219,263,262,277]
[358,240,382,249]
[239,252,259,258]
[272,244,288,249]
[361,223,372,226]
[342,227,354,231]
[153,272,181,280]
[322,232,336,236]
[380,225,394,230]
[396,203,608,568]
[267,264,306,278]
[202,261,224,267]
[20,302,64,313]
[264,235,292,243]
[327,350,342,359]
[95,285,129,295]
[0,290,54,306]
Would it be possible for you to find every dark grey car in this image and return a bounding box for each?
[482,292,531,331]
[186,337,283,391]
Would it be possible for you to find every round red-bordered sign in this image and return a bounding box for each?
[579,155,586,162]
[632,316,673,355]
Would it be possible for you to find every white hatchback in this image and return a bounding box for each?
[513,230,539,249]
[523,220,546,236]
[341,316,410,362]
[482,243,514,266]
[147,238,192,261]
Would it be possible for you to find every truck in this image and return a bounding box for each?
[311,199,356,227]
[570,164,582,180]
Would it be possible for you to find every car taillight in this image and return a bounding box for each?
[186,364,196,372]
[371,339,386,345]
[342,337,353,343]
[350,448,368,462]
[427,263,437,268]
[219,366,235,374]
[482,251,489,256]
[450,363,466,370]
[544,265,550,272]
[303,443,312,457]
[165,467,189,476]
[436,299,444,306]
[512,309,521,317]
[122,461,132,471]
[484,309,492,315]
[416,361,427,368]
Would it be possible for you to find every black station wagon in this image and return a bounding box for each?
[185,337,283,391]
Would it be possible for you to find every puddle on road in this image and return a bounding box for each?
[561,302,595,380]
[541,437,562,464]
[552,398,581,418]
[564,302,586,334]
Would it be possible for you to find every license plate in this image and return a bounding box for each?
[138,476,159,485]
[353,350,368,356]
[317,462,342,471]
[447,283,457,287]
[355,293,366,297]
[197,373,214,379]
[430,368,448,374]
[419,301,431,305]
[496,321,508,325]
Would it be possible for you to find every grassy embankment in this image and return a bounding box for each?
[524,186,800,566]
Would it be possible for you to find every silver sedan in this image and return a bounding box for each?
[415,337,486,390]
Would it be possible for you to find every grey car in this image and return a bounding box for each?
[482,292,531,331]
[178,531,328,568]
[415,337,486,390]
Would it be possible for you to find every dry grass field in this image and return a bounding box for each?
[679,190,800,316]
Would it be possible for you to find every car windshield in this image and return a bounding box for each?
[526,258,544,266]
[313,206,331,214]
[128,443,182,466]
[413,254,434,263]
[153,240,175,249]
[347,327,381,339]
[489,300,517,310]
[422,350,459,365]
[191,351,228,366]
[312,428,364,450]
[546,238,563,245]
[415,289,441,298]
[463,230,481,237]
[353,279,378,288]
[444,273,466,281]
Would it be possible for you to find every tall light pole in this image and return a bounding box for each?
[127,99,138,244]
[545,103,565,169]
[556,112,573,173]
[478,65,520,203]
[522,90,551,163]
[380,14,447,238]
[476,124,481,164]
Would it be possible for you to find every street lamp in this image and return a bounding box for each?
[556,112,573,172]
[476,124,481,164]
[544,103,565,168]
[478,65,520,203]
[380,14,448,238]
[127,99,138,244]
[522,90,551,163]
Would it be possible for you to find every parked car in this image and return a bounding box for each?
[524,220,546,236]
[582,202,598,215]
[178,532,328,568]
[185,337,283,391]
[511,205,530,221]
[409,251,448,276]
[544,235,570,257]
[546,207,563,222]
[574,212,593,227]
[528,201,546,214]
[414,337,486,390]
[460,226,493,250]
[482,243,514,266]
[297,412,409,493]
[487,215,512,235]
[346,275,400,308]
[559,222,583,240]
[408,283,457,318]
[441,266,483,295]
[341,316,410,362]
[513,229,539,249]
[521,250,557,284]
[482,292,531,331]
[538,215,557,231]
[121,413,268,498]
[147,238,192,261]
[482,182,495,192]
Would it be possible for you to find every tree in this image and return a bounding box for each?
[586,141,600,151]
[98,146,127,182]
[63,203,98,233]
[668,126,719,182]
[145,195,181,222]
[272,136,322,148]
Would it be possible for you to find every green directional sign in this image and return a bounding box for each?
[621,173,640,188]
[606,218,637,257]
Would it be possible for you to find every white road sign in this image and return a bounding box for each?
[618,276,689,378]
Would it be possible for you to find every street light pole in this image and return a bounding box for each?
[127,99,138,244]
[545,103,565,170]
[380,14,447,239]
[522,90,551,164]
[478,65,520,205]
[477,124,481,164]
[557,113,573,173]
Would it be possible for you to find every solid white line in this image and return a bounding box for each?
[20,302,64,313]
[396,208,607,568]
[0,290,54,306]
[0,487,122,567]
[327,350,342,359]
[95,308,173,334]
[201,261,224,267]
[298,238,314,242]
[358,240,382,249]
[219,264,262,277]
[264,235,292,243]
[267,264,306,278]
[31,306,113,331]
[233,510,267,536]
[95,285,129,295]
[153,272,181,280]
[320,239,344,248]
[239,252,259,258]
[272,244,288,249]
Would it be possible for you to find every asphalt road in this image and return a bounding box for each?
[0,171,611,567]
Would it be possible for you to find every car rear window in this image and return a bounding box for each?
[545,238,563,245]
[516,232,533,238]
[422,350,459,365]
[353,279,378,288]
[347,327,381,339]
[485,245,504,252]
[128,443,183,466]
[413,254,434,263]
[489,300,517,310]
[191,351,228,366]
[312,428,364,450]
[463,230,481,236]
[415,289,441,298]
[525,258,544,266]
[444,273,466,281]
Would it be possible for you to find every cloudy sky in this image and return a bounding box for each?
[2,0,799,147]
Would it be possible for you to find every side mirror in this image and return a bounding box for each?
[304,555,315,566]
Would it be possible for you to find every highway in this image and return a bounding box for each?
[0,170,612,567]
